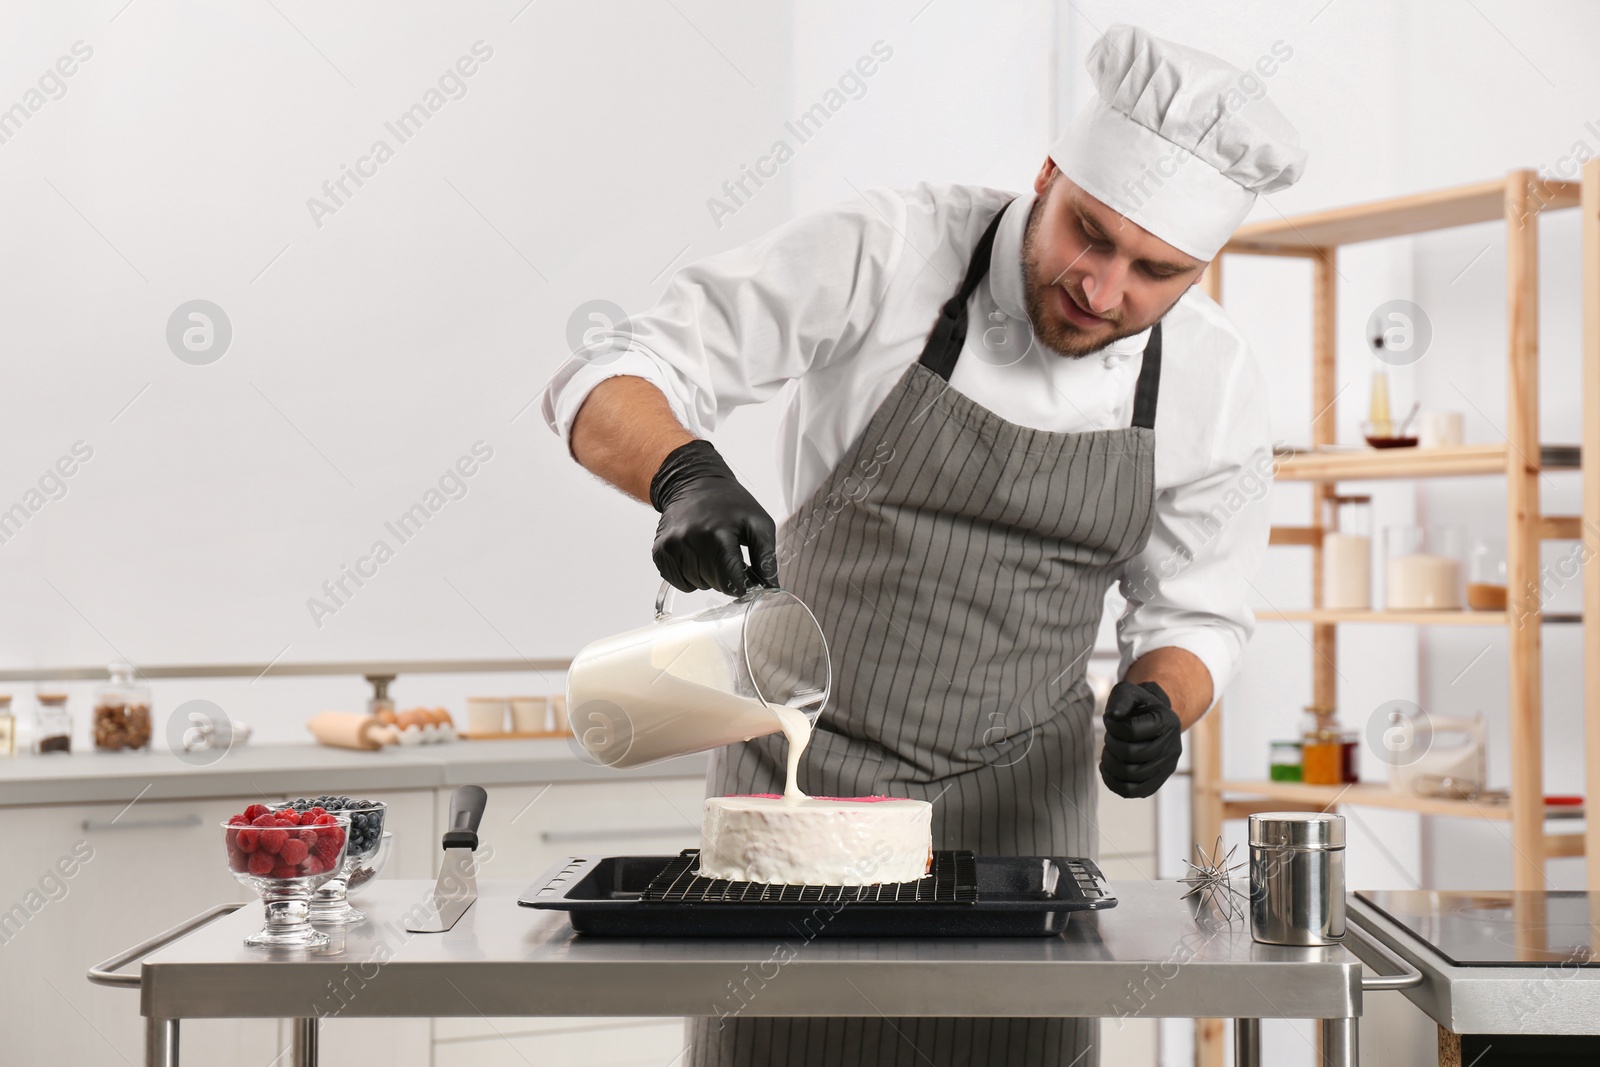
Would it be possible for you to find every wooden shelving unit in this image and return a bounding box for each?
[1216,779,1512,820]
[1189,164,1600,1067]
[1273,442,1582,482]
[1257,608,1502,626]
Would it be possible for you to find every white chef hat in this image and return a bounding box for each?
[1050,24,1308,260]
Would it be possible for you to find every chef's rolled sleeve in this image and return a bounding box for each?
[540,188,905,451]
[541,348,696,457]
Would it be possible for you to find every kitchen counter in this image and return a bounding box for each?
[0,741,710,808]
[102,877,1375,1066]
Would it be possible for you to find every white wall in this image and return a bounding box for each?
[0,0,806,663]
[0,1,799,729]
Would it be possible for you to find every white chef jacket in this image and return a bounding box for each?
[541,183,1272,697]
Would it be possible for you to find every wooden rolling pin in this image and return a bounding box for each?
[307,711,399,751]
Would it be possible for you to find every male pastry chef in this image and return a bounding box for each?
[542,23,1304,1067]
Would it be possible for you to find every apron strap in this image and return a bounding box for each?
[1131,320,1162,430]
[917,200,1014,382]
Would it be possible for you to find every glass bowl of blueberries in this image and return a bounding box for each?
[274,796,388,925]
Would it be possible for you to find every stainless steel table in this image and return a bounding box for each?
[92,877,1415,1066]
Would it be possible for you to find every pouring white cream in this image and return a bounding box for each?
[767,704,812,803]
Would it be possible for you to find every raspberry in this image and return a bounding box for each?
[279,839,309,865]
[228,848,248,872]
[237,829,259,852]
[298,828,318,846]
[259,828,288,855]
[271,865,298,879]
[312,813,337,826]
[281,809,302,826]
[274,815,298,828]
[248,852,275,876]
[252,814,277,828]
[312,835,340,863]
[303,856,325,876]
[304,806,327,819]
[229,814,249,826]
[243,804,271,821]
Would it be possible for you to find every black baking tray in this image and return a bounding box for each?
[641,849,980,905]
[518,853,1116,937]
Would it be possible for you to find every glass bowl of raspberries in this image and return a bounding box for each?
[224,804,350,947]
[275,797,388,925]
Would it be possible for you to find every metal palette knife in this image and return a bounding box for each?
[406,784,489,933]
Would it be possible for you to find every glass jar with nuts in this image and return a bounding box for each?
[93,662,152,751]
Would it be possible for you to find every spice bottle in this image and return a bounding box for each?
[35,692,72,754]
[1300,705,1342,786]
[1322,496,1372,610]
[1339,730,1361,784]
[1268,740,1303,782]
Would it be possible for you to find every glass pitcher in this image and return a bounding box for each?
[566,580,831,769]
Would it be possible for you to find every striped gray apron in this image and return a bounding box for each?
[689,200,1162,1067]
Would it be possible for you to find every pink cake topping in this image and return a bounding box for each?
[731,793,901,803]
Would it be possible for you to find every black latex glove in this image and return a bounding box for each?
[1099,680,1182,799]
[649,439,780,596]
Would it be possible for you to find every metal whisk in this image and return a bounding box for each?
[1180,835,1246,923]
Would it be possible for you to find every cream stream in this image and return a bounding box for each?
[768,705,813,803]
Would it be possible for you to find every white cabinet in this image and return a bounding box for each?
[0,775,706,1067]
[0,786,441,1067]
[0,793,282,1067]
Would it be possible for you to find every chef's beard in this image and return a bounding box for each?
[1020,193,1162,358]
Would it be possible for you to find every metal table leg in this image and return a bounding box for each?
[1234,1018,1260,1066]
[146,1017,178,1067]
[292,1018,318,1067]
[90,904,245,1067]
[1317,1017,1357,1066]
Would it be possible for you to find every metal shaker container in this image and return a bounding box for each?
[1248,812,1345,945]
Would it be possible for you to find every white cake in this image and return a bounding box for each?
[698,794,934,885]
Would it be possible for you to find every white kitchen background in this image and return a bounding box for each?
[2,2,1596,1064]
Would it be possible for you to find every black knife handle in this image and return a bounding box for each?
[443,785,487,850]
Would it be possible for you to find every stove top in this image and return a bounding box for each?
[1357,890,1600,967]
